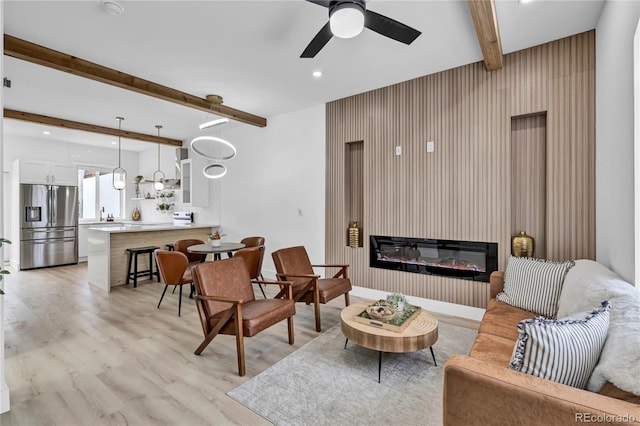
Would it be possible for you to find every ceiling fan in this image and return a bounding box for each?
[301,0,421,58]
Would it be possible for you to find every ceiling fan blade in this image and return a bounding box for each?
[364,10,421,45]
[301,22,333,58]
[305,0,331,7]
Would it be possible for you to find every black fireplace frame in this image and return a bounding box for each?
[370,235,498,282]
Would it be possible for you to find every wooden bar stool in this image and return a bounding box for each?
[126,246,160,288]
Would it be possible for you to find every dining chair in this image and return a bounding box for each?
[240,236,265,248]
[192,257,295,376]
[174,238,205,265]
[154,249,194,317]
[271,245,352,332]
[234,245,267,298]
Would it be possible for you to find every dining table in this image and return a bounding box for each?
[187,242,246,262]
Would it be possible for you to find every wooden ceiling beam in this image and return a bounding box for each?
[468,0,503,71]
[4,109,183,147]
[4,34,267,128]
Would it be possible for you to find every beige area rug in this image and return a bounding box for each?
[227,321,477,426]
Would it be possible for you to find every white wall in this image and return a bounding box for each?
[2,134,138,175]
[3,134,140,198]
[1,0,9,413]
[199,104,326,277]
[596,1,640,284]
[134,144,179,223]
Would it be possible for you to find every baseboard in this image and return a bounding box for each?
[0,379,9,414]
[350,286,486,322]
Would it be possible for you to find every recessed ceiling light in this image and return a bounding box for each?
[111,141,117,145]
[520,0,534,3]
[102,1,124,15]
[313,70,323,78]
[43,130,50,135]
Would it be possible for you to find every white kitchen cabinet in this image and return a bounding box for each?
[19,160,77,185]
[180,158,209,207]
[78,224,90,262]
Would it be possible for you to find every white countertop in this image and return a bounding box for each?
[87,223,216,233]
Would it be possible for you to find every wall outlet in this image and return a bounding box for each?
[426,141,435,153]
[395,145,402,156]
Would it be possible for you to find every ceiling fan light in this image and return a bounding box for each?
[330,3,365,39]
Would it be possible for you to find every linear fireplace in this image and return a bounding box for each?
[370,235,498,282]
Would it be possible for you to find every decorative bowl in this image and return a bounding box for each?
[366,303,396,322]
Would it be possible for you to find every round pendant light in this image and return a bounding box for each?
[152,125,165,191]
[203,163,227,179]
[112,116,127,190]
[190,136,237,161]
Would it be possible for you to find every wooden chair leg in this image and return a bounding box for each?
[313,279,321,332]
[234,304,246,376]
[157,285,168,309]
[287,316,294,345]
[345,292,350,306]
[194,309,234,355]
[195,330,218,355]
[178,284,183,317]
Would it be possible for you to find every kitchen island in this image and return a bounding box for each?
[87,223,216,292]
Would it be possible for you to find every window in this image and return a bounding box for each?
[78,167,124,220]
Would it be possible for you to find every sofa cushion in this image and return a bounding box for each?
[469,332,516,368]
[556,260,640,395]
[599,382,640,404]
[496,256,574,318]
[509,301,610,389]
[478,299,536,341]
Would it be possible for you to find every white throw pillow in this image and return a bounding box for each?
[556,259,640,395]
[509,301,610,389]
[496,256,575,318]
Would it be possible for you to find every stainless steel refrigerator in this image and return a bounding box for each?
[20,184,79,270]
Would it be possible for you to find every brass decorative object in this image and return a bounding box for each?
[511,231,534,257]
[348,221,361,248]
[131,207,141,221]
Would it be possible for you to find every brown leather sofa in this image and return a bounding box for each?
[443,270,640,426]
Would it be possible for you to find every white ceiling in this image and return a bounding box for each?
[2,0,605,152]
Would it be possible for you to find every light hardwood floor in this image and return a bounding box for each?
[1,263,479,425]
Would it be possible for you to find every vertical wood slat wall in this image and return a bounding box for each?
[345,141,364,245]
[325,31,595,309]
[511,115,547,258]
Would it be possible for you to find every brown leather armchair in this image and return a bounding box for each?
[192,257,295,376]
[240,236,265,247]
[174,239,205,266]
[234,246,267,298]
[154,250,194,317]
[271,246,351,332]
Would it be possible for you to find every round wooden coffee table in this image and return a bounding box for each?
[340,300,439,382]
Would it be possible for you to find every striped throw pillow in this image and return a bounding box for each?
[509,301,610,389]
[496,256,575,317]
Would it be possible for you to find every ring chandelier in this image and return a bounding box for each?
[190,136,237,161]
[191,94,236,179]
[203,163,227,179]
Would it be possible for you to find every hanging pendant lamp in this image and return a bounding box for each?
[112,116,127,190]
[153,125,165,191]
